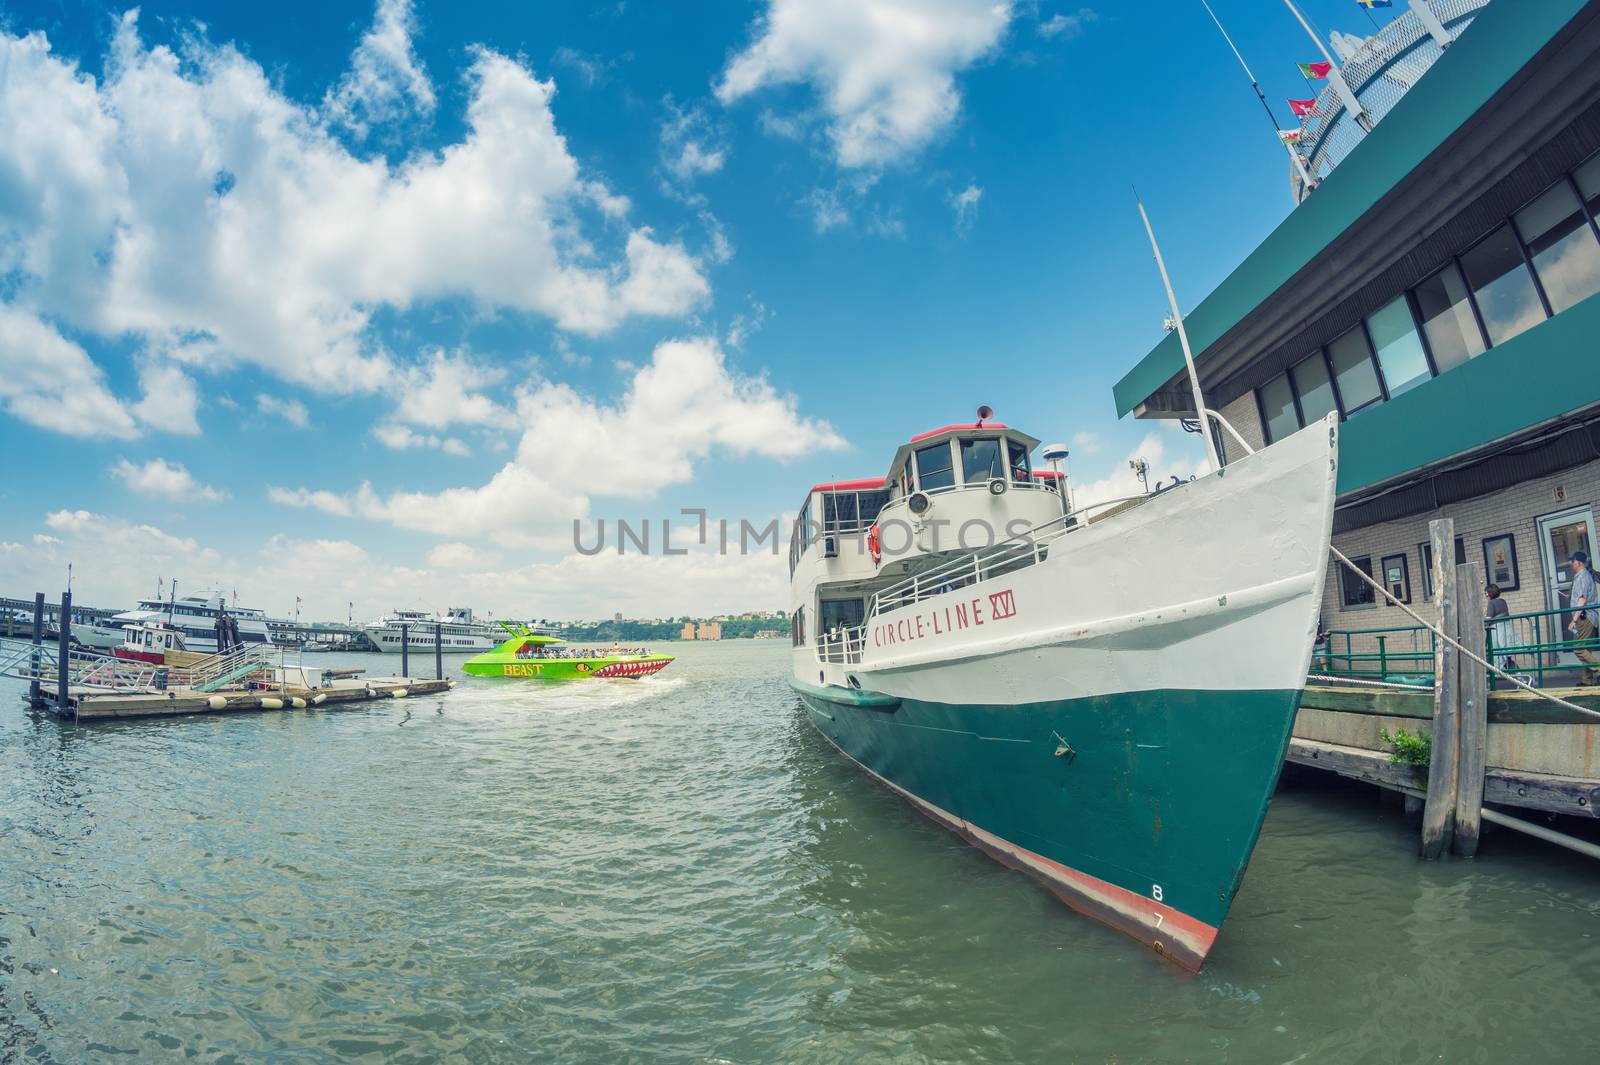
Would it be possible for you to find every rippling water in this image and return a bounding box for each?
[2,640,1597,1063]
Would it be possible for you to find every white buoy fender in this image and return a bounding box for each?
[290,697,307,709]
[312,692,327,705]
[391,688,408,698]
[259,696,284,710]
[206,695,227,710]
[446,679,457,689]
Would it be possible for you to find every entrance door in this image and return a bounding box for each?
[1537,505,1597,664]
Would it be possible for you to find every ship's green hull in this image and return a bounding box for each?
[791,678,1303,971]
[462,654,673,680]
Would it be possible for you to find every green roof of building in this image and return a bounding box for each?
[1112,0,1590,419]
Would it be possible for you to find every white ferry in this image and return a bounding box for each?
[111,591,275,654]
[788,409,1337,971]
[361,608,501,653]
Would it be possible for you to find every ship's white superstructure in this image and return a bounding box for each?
[361,608,500,653]
[111,591,275,654]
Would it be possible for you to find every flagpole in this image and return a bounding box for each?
[1198,0,1316,192]
[1282,0,1372,132]
[1134,190,1221,475]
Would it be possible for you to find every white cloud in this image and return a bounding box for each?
[110,457,227,502]
[950,182,982,229]
[130,362,202,435]
[373,423,470,455]
[1072,431,1208,510]
[1070,429,1101,454]
[323,0,436,135]
[551,46,613,88]
[257,393,310,428]
[1038,8,1097,39]
[425,542,503,569]
[391,349,516,430]
[267,485,353,516]
[0,304,140,438]
[660,100,728,183]
[272,335,844,546]
[717,0,1013,168]
[0,8,710,411]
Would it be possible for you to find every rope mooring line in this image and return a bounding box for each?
[1307,673,1430,691]
[1329,546,1600,723]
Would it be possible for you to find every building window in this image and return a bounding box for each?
[1417,536,1467,600]
[1412,262,1485,374]
[1380,553,1411,604]
[1257,374,1299,444]
[1291,354,1337,423]
[1340,555,1376,610]
[1327,327,1383,412]
[1460,223,1546,346]
[1366,296,1431,397]
[1514,178,1600,315]
[914,442,955,491]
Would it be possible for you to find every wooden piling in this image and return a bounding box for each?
[434,622,443,680]
[29,592,44,706]
[401,622,410,678]
[56,590,71,716]
[1421,519,1458,859]
[1454,562,1488,857]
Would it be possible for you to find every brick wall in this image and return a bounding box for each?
[1323,459,1600,638]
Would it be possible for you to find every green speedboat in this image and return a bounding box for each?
[461,624,674,680]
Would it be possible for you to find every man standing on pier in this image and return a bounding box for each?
[214,609,233,653]
[1567,551,1599,685]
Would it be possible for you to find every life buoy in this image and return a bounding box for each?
[867,523,882,567]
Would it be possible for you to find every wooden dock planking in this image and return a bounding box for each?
[34,677,452,721]
[1287,737,1600,820]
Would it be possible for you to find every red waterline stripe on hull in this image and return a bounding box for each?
[811,722,1218,972]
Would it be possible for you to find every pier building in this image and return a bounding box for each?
[1116,0,1600,665]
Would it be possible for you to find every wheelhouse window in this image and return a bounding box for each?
[1366,296,1431,398]
[1413,263,1485,373]
[822,492,858,533]
[820,598,864,633]
[1339,555,1376,610]
[1514,179,1600,315]
[914,442,955,491]
[1327,327,1383,412]
[1460,223,1546,345]
[960,437,1002,483]
[1006,439,1031,482]
[858,490,890,525]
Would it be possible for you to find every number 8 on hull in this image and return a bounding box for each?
[787,413,1337,971]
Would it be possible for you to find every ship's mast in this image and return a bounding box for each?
[1135,193,1221,474]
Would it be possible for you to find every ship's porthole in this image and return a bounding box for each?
[847,675,862,690]
[819,671,825,684]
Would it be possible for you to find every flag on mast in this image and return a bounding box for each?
[1278,129,1305,145]
[1289,98,1320,117]
[1355,1,1392,9]
[1298,61,1332,79]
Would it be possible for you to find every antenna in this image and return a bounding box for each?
[1134,190,1221,473]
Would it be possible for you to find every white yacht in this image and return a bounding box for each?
[111,591,276,653]
[361,608,501,653]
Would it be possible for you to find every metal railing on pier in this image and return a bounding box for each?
[1316,605,1600,689]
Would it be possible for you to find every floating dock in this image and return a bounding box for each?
[32,676,453,721]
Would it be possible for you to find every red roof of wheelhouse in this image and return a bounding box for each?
[909,422,1010,442]
[809,477,888,494]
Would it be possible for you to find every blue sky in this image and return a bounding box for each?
[0,0,1397,620]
